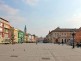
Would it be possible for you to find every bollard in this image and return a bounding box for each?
[13,49,14,51]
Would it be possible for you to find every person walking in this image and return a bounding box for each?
[62,40,64,45]
[36,40,38,44]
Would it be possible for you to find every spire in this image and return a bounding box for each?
[49,30,50,33]
[24,25,27,35]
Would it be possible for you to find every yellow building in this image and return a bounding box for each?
[24,34,28,43]
[14,29,18,43]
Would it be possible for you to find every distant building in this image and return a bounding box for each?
[27,34,32,42]
[37,37,44,43]
[27,34,38,43]
[0,17,11,43]
[24,33,28,43]
[31,35,37,43]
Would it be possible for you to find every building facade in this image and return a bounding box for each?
[14,29,18,43]
[46,27,77,44]
[27,34,38,43]
[14,29,25,43]
[24,33,29,43]
[75,27,81,43]
[18,30,24,43]
[31,35,37,43]
[0,17,11,43]
[27,34,32,42]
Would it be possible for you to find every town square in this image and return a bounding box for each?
[0,0,81,61]
[0,43,81,61]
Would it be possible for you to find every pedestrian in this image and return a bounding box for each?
[79,42,81,48]
[62,40,64,45]
[36,40,38,44]
[58,41,60,45]
[76,42,79,48]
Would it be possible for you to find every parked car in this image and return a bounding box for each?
[43,40,49,43]
[68,39,74,46]
[76,42,81,47]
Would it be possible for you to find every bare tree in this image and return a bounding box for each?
[10,27,14,44]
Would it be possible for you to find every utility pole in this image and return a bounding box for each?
[72,31,76,48]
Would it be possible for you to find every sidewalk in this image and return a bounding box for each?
[0,43,81,61]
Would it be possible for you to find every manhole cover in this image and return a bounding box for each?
[10,55,18,57]
[42,57,50,60]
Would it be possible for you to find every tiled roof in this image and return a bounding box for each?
[0,17,9,22]
[77,27,81,32]
[49,27,78,34]
[53,29,78,32]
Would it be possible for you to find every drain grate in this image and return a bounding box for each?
[42,57,50,60]
[10,55,18,57]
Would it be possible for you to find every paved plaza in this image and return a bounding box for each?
[0,43,81,61]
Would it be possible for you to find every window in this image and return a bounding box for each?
[4,24,9,28]
[0,33,2,38]
[4,34,8,38]
[62,33,63,35]
[0,22,3,27]
[54,33,56,37]
[0,28,2,32]
[65,33,66,35]
[70,33,72,35]
[4,29,9,33]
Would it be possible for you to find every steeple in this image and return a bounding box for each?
[24,25,27,35]
[49,30,50,33]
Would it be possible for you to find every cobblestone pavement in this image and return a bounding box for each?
[0,43,81,61]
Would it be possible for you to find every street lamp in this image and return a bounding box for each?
[72,31,76,48]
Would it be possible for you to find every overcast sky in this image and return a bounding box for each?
[0,0,81,37]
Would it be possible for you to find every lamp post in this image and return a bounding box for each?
[72,31,76,48]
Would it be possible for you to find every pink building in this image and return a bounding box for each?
[0,17,11,43]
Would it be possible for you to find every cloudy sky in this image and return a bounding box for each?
[0,0,81,37]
